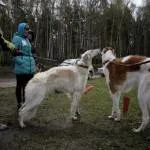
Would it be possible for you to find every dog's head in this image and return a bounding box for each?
[36,63,45,72]
[101,47,116,65]
[78,49,100,66]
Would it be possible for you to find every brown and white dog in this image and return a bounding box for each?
[100,47,150,132]
[18,49,100,128]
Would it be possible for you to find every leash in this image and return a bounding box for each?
[75,59,89,69]
[129,59,150,66]
[60,60,89,69]
[14,52,58,63]
[78,64,89,69]
[35,56,58,63]
[107,59,150,67]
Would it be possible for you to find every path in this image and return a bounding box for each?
[0,78,16,88]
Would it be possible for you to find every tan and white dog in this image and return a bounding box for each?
[101,47,150,132]
[18,49,100,128]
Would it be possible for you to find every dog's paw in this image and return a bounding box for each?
[18,118,26,128]
[72,116,81,123]
[114,118,120,122]
[72,116,78,121]
[19,120,26,128]
[108,115,114,119]
[75,111,81,119]
[132,128,141,133]
[19,122,26,128]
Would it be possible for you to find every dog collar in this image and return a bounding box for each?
[103,59,117,65]
[78,64,89,69]
[103,60,110,65]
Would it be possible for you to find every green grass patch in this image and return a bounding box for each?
[0,79,150,150]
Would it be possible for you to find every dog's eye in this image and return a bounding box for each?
[102,48,106,54]
[101,51,105,55]
[103,49,107,54]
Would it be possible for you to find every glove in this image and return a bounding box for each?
[0,28,3,38]
[13,49,23,56]
[0,30,15,52]
[4,40,15,51]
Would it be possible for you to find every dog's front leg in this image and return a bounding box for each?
[108,92,121,121]
[70,92,82,121]
[66,93,80,117]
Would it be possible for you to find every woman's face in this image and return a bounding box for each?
[24,25,30,38]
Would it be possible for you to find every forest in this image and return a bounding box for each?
[0,0,150,62]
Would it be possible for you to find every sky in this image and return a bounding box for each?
[131,0,143,6]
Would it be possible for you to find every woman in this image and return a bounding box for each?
[0,0,15,130]
[12,23,36,109]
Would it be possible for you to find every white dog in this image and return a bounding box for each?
[18,49,100,128]
[100,47,150,132]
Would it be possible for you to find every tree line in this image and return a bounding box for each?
[1,0,150,62]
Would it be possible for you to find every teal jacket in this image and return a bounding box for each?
[12,23,36,74]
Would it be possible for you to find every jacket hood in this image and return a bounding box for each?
[17,23,28,37]
[0,0,6,6]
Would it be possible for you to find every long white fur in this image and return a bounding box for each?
[101,48,150,132]
[18,49,100,128]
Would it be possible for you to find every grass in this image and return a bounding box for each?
[0,78,150,150]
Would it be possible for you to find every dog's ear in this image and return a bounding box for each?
[108,47,115,54]
[111,48,116,55]
[101,47,107,55]
[102,47,115,54]
[83,53,91,63]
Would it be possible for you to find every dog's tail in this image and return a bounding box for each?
[110,59,150,71]
[129,60,150,66]
[126,60,150,71]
